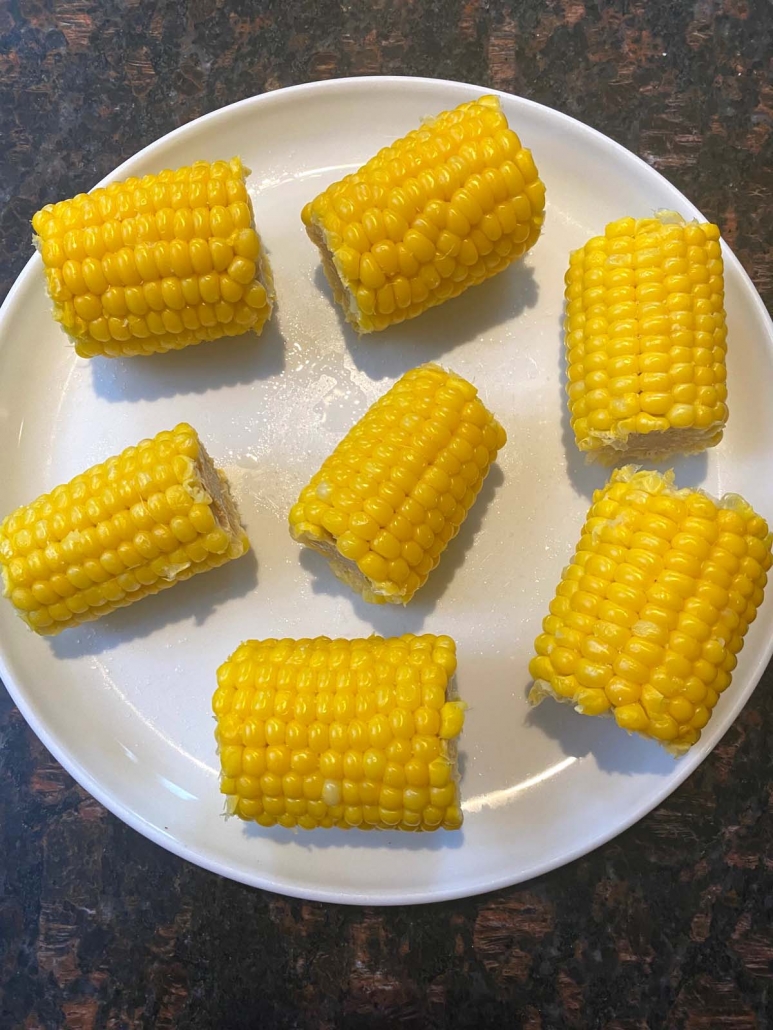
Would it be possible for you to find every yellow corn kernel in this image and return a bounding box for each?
[32,158,274,357]
[302,96,544,333]
[565,214,728,462]
[289,364,506,604]
[0,424,249,635]
[528,466,771,754]
[215,634,465,830]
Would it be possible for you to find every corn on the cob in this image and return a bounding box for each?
[565,214,728,462]
[33,158,274,358]
[528,466,772,753]
[289,364,506,605]
[0,424,248,635]
[214,633,465,830]
[302,95,544,333]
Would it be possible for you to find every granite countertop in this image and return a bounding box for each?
[1,1,772,1027]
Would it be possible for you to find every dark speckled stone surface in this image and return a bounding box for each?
[1,2,773,1027]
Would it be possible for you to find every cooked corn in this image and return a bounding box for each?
[529,466,772,753]
[289,363,506,604]
[0,424,249,634]
[33,158,274,358]
[565,214,728,462]
[213,633,465,830]
[302,95,544,332]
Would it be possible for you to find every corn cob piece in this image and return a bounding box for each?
[289,363,506,605]
[33,157,274,358]
[214,633,465,830]
[0,424,249,635]
[302,94,544,333]
[529,467,772,754]
[565,214,728,462]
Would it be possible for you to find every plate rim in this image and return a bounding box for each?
[1,74,773,905]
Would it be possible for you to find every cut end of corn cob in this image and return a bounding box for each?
[213,633,465,831]
[32,157,275,358]
[289,363,506,605]
[528,466,772,754]
[565,214,728,463]
[302,94,545,333]
[0,424,249,635]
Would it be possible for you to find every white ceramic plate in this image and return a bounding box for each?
[1,76,772,905]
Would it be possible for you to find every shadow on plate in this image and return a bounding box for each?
[299,547,421,635]
[315,259,539,381]
[558,306,708,499]
[409,463,504,606]
[49,548,258,659]
[297,463,505,630]
[242,819,464,850]
[524,683,675,777]
[90,318,286,403]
